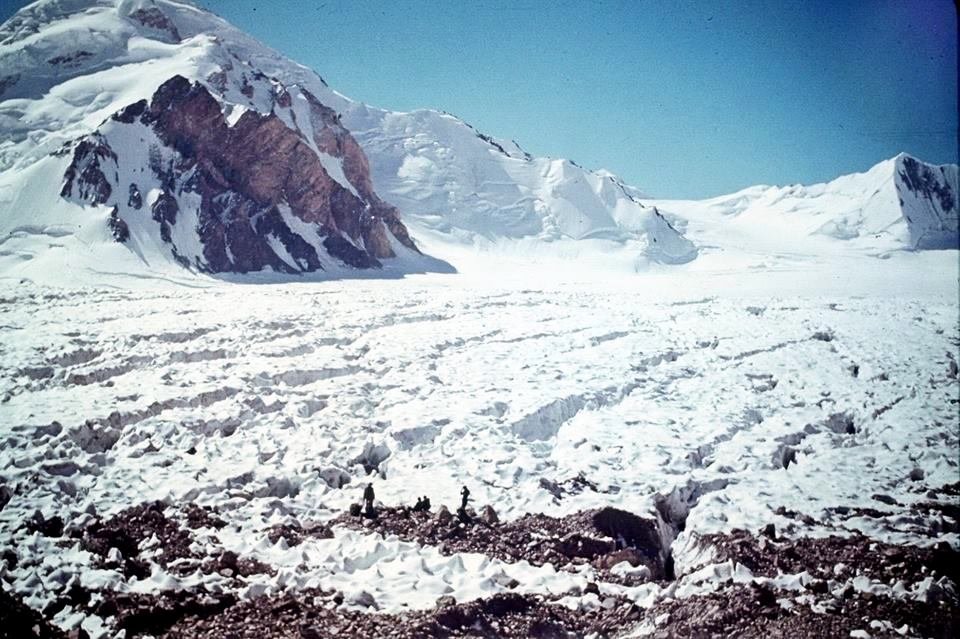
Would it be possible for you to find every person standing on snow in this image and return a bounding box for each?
[363,482,376,517]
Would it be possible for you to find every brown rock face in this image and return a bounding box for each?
[60,135,116,205]
[61,74,421,274]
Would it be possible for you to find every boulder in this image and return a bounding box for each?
[435,506,453,526]
[596,547,646,570]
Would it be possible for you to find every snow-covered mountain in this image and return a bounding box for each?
[0,0,449,280]
[0,0,697,284]
[648,153,958,260]
[338,106,697,266]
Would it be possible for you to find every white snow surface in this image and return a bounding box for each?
[644,153,958,270]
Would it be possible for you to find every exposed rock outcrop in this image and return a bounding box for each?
[60,75,425,275]
[895,154,959,249]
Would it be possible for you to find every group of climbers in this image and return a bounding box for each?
[351,483,471,520]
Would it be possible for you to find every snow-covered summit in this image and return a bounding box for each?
[647,153,958,261]
[339,103,696,265]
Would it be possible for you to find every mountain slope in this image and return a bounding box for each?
[338,106,698,266]
[0,0,696,283]
[0,0,449,281]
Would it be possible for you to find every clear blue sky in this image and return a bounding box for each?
[2,0,957,198]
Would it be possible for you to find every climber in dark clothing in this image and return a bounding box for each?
[413,497,425,512]
[363,483,376,517]
[460,486,470,511]
[422,496,431,511]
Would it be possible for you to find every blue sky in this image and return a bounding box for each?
[2,0,957,198]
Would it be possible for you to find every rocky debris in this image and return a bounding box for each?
[644,581,959,638]
[76,500,279,581]
[182,503,227,530]
[0,586,67,639]
[157,589,641,639]
[480,505,499,525]
[697,528,960,586]
[80,501,202,578]
[203,550,274,579]
[333,505,669,582]
[25,511,64,537]
[266,520,334,547]
[96,589,235,638]
[435,505,453,525]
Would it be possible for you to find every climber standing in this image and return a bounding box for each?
[363,482,376,517]
[459,485,470,511]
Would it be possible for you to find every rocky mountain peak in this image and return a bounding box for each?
[59,73,428,274]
